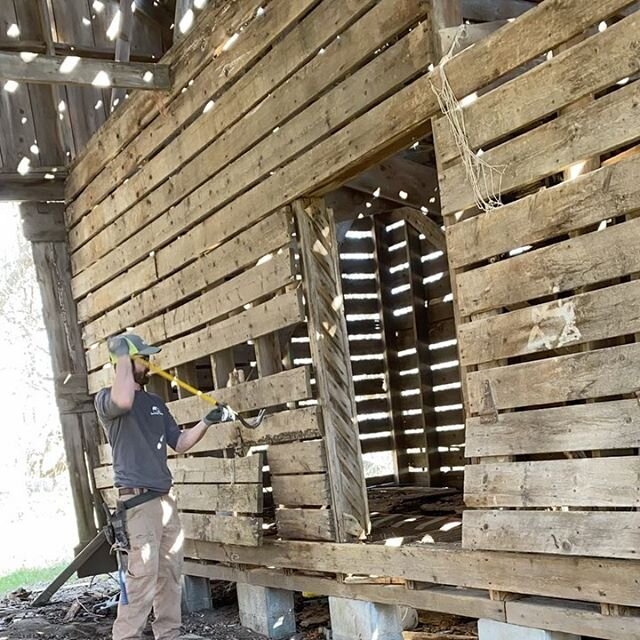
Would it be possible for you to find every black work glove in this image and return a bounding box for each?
[203,404,234,426]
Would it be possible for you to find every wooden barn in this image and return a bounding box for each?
[4,0,640,638]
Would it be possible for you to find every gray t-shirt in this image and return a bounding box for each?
[95,389,182,493]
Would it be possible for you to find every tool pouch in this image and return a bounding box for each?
[102,501,130,551]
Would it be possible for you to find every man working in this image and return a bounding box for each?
[95,333,228,640]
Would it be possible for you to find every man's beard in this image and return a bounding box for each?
[133,368,150,386]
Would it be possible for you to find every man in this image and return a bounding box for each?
[95,333,228,640]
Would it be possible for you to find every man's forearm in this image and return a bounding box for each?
[175,421,210,453]
[111,356,136,409]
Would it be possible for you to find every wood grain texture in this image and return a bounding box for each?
[465,399,640,457]
[463,510,640,559]
[295,198,369,541]
[465,458,640,508]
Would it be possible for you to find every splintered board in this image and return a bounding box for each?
[433,0,640,563]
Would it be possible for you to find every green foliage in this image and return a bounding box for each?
[0,562,75,597]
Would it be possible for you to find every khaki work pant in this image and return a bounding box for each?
[112,493,184,640]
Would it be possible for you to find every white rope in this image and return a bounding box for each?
[430,26,504,213]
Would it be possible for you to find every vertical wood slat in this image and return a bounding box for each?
[295,198,369,541]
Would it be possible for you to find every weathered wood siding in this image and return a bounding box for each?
[432,0,640,561]
[67,0,440,545]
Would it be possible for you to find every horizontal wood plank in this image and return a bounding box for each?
[465,457,640,508]
[463,510,640,559]
[169,455,263,484]
[459,278,640,366]
[181,511,262,546]
[435,12,640,164]
[457,215,640,317]
[87,289,303,392]
[275,508,335,541]
[174,483,262,513]
[85,249,295,370]
[271,474,330,507]
[440,79,640,215]
[465,399,640,457]
[98,406,322,464]
[506,596,640,640]
[168,367,311,425]
[446,154,640,269]
[467,342,640,412]
[182,537,640,606]
[0,51,169,89]
[81,210,292,345]
[267,440,327,475]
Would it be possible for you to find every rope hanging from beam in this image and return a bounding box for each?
[430,26,504,213]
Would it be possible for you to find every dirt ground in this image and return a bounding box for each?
[0,576,478,639]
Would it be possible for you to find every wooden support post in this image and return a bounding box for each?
[20,203,102,547]
[295,198,369,541]
[36,0,76,158]
[174,0,192,42]
[430,0,463,60]
[111,0,134,109]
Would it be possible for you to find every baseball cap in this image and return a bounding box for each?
[121,333,161,356]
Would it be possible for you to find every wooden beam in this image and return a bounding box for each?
[326,188,400,226]
[111,0,134,109]
[440,21,508,56]
[20,202,65,242]
[0,50,170,89]
[430,0,463,59]
[185,563,506,622]
[0,173,65,202]
[387,206,445,253]
[345,156,439,212]
[461,0,535,21]
[183,539,640,607]
[24,213,102,546]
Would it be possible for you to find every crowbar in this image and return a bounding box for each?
[136,356,265,430]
